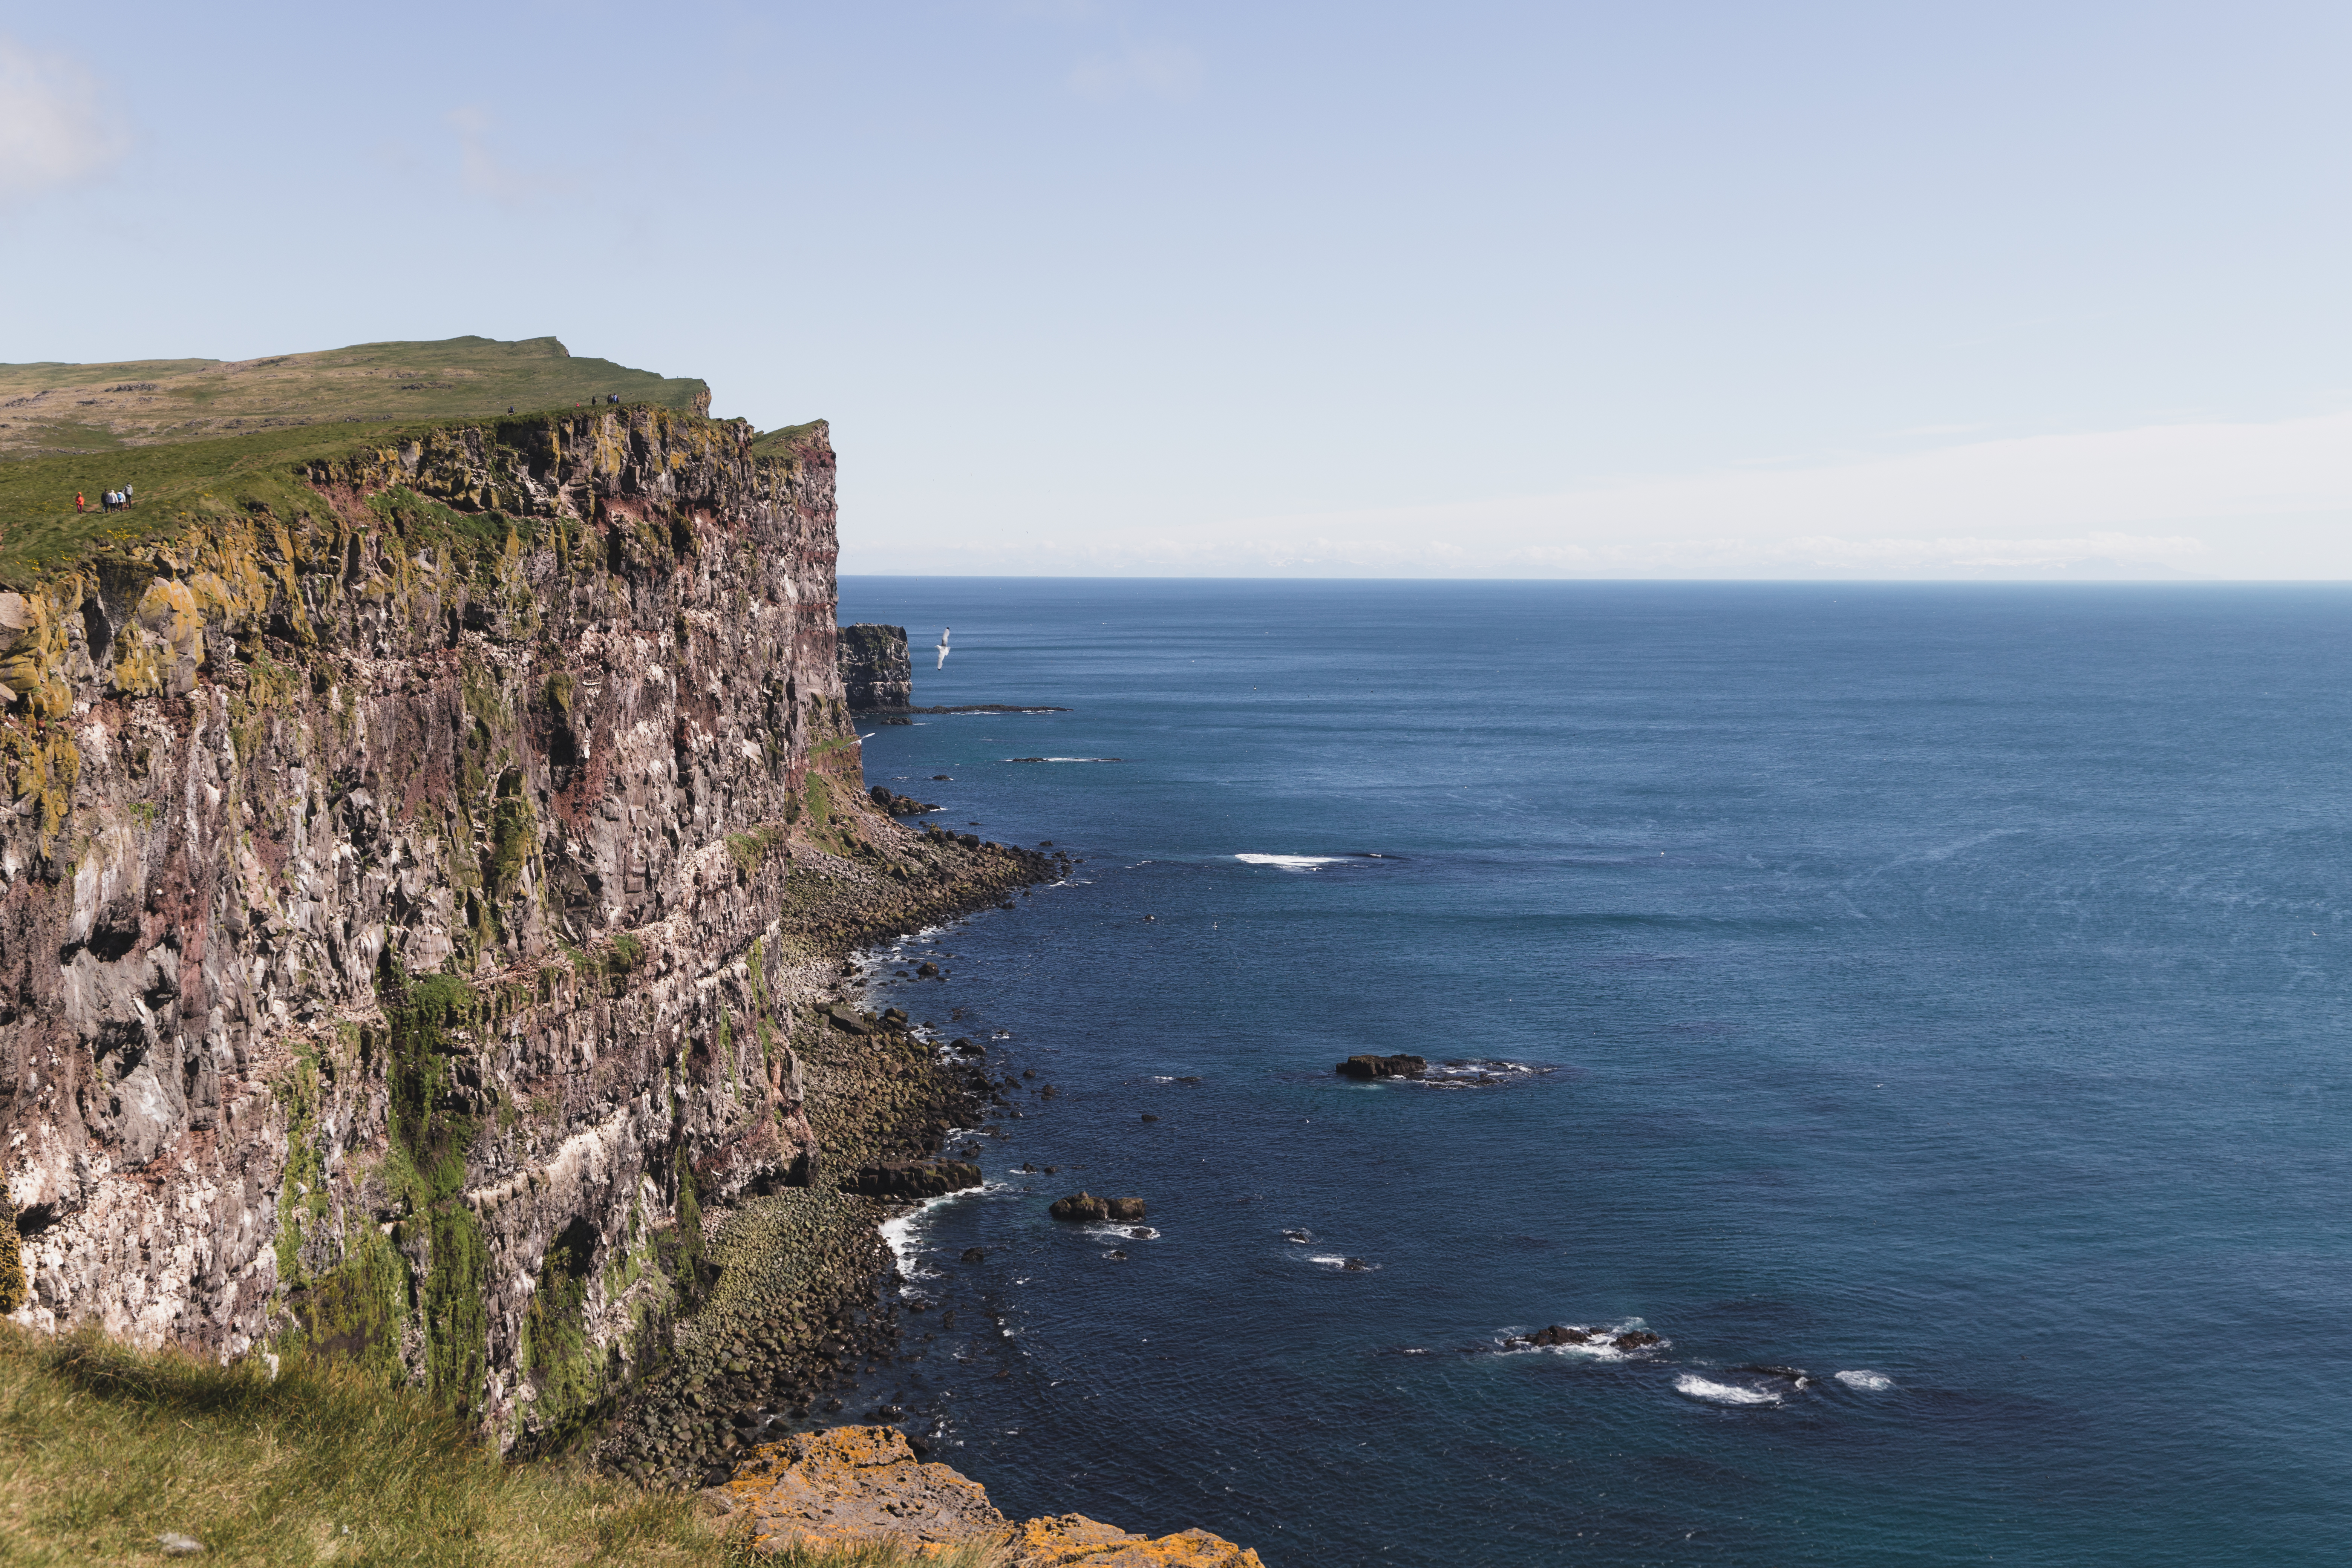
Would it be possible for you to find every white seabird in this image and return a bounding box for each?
[936,626,951,669]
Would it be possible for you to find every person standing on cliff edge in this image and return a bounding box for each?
[75,492,85,513]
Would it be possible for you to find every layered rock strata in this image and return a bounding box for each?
[0,406,1048,1450]
[709,1426,1264,1565]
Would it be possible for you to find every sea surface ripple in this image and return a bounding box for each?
[836,579,2352,1568]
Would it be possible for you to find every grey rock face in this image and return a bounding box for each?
[0,411,1029,1448]
[836,624,911,711]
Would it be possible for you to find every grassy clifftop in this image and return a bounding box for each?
[0,1324,992,1567]
[0,336,711,460]
[0,404,827,592]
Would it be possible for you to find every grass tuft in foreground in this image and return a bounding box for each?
[0,1324,1000,1566]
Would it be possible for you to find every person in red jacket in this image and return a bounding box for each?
[75,492,85,513]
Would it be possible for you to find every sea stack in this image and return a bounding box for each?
[839,623,913,710]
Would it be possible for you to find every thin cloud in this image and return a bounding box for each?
[447,107,568,208]
[1069,41,1201,103]
[847,412,2352,580]
[0,35,130,202]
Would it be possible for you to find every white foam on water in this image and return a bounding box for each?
[877,1178,1007,1279]
[1835,1369,1894,1391]
[1235,854,1350,870]
[1675,1374,1782,1406]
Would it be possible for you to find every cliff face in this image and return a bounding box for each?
[836,624,911,711]
[0,408,1038,1448]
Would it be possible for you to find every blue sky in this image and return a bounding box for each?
[2,2,2345,577]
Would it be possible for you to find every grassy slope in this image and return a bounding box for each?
[0,1325,999,1568]
[0,336,710,460]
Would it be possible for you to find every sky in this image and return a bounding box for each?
[1,1,2345,578]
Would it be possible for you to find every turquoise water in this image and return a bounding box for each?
[835,579,2351,1566]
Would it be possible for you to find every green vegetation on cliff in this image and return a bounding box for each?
[0,1324,997,1566]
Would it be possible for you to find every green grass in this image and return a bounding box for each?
[0,336,712,460]
[0,418,385,586]
[0,1324,1006,1567]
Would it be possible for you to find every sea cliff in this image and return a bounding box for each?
[0,406,1045,1458]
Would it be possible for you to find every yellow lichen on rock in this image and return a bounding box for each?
[714,1427,1262,1566]
[1008,1516,1265,1568]
[720,1426,1006,1556]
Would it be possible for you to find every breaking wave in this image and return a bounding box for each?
[1675,1374,1782,1406]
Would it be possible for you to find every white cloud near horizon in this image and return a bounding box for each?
[0,36,129,202]
[847,411,2352,579]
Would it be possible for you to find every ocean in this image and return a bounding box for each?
[829,578,2351,1566]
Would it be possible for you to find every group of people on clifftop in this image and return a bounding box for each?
[74,484,133,513]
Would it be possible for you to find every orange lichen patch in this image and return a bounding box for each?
[711,1429,1263,1566]
[1006,1516,1265,1568]
[719,1426,1005,1556]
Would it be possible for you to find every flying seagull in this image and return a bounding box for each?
[936,626,951,669]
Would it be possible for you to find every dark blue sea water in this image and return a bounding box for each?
[831,579,2352,1567]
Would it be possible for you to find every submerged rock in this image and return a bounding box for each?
[1336,1054,1428,1081]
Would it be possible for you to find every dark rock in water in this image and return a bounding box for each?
[1050,1193,1111,1222]
[1105,1197,1147,1221]
[1176,1075,1204,1083]
[917,962,940,977]
[950,1038,979,1055]
[1038,1084,1059,1099]
[1128,1227,1153,1239]
[844,1160,983,1200]
[1336,1054,1428,1081]
[1043,1165,1058,1174]
[1527,1325,1597,1346]
[869,783,940,815]
[1613,1331,1664,1350]
[1283,1229,1311,1243]
[933,775,952,781]
[960,1247,988,1263]
[1341,1257,1371,1272]
[1105,1249,1128,1261]
[1735,1364,1811,1386]
[1139,1113,1159,1122]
